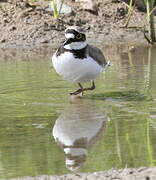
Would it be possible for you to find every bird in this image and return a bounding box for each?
[52,26,110,96]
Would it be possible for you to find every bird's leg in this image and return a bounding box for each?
[70,81,95,95]
[82,81,95,92]
[70,83,83,95]
[78,83,84,96]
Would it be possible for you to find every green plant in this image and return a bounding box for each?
[144,0,156,43]
[51,0,65,19]
[120,0,156,43]
[29,0,38,3]
[124,0,134,27]
[51,0,59,19]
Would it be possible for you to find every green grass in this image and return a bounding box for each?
[124,0,134,27]
[51,0,65,19]
[120,0,156,43]
[144,0,156,43]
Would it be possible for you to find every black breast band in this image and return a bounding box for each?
[56,45,87,59]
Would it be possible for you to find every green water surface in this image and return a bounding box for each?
[0,44,156,179]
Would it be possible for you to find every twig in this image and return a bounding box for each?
[143,27,153,44]
[58,0,65,14]
[124,0,135,28]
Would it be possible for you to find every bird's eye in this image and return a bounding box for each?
[76,34,82,39]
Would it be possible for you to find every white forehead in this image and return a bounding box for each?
[65,33,75,39]
[65,26,85,34]
[65,26,80,33]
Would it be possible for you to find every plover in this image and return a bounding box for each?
[52,26,110,95]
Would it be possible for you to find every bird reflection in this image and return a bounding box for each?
[52,98,107,171]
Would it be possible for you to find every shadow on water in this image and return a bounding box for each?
[52,98,108,172]
[83,90,152,101]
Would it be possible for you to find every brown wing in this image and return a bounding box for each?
[87,45,107,66]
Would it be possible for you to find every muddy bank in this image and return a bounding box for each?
[0,0,150,48]
[9,167,156,180]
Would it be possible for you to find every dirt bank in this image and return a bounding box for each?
[9,167,156,180]
[0,0,150,48]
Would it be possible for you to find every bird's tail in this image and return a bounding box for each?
[104,61,111,69]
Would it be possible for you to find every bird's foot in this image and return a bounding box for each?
[70,81,95,96]
[70,89,84,96]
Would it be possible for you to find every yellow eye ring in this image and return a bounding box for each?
[76,34,82,39]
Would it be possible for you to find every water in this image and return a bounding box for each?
[0,44,156,179]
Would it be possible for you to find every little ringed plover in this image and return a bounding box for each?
[52,26,110,95]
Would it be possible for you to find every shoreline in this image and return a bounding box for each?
[8,167,156,180]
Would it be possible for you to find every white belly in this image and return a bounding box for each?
[52,52,103,82]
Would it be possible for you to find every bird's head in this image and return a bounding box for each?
[63,26,87,50]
